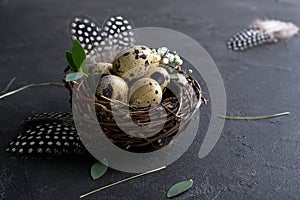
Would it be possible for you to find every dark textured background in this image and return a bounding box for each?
[1,0,300,199]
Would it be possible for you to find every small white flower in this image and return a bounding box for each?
[162,57,169,64]
[160,47,168,53]
[158,47,168,55]
[151,48,157,53]
[166,53,175,62]
[176,58,183,66]
[174,55,181,61]
[157,49,163,55]
[165,52,171,58]
[188,69,193,74]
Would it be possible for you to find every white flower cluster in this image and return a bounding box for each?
[152,47,183,67]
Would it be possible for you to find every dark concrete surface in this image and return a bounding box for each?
[1,0,300,199]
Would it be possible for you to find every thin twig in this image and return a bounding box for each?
[100,95,130,107]
[0,82,65,100]
[217,112,290,120]
[80,166,166,199]
[0,77,16,94]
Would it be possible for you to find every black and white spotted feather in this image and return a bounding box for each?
[6,15,137,157]
[227,28,274,51]
[69,15,135,64]
[227,19,299,51]
[70,16,102,55]
[6,112,86,156]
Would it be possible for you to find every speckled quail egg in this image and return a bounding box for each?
[92,62,112,75]
[143,66,170,90]
[112,45,160,81]
[96,75,128,102]
[129,78,162,107]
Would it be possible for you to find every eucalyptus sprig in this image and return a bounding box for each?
[65,40,88,82]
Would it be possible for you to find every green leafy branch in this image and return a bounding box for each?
[65,40,88,82]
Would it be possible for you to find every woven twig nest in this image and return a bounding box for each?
[64,56,205,153]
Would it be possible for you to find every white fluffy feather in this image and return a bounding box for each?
[250,19,299,39]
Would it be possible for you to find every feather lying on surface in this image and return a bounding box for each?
[227,19,299,51]
[227,28,274,51]
[6,112,87,156]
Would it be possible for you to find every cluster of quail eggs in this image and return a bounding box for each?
[93,45,184,108]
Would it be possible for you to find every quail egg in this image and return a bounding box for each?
[129,78,162,107]
[143,66,170,90]
[92,62,112,75]
[112,45,160,81]
[96,75,128,102]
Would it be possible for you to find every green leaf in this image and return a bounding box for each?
[167,179,193,198]
[169,73,189,86]
[66,51,78,72]
[65,72,84,82]
[177,74,189,85]
[72,40,86,71]
[169,73,178,79]
[91,161,108,180]
[80,58,88,75]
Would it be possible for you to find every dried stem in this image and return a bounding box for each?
[79,166,166,199]
[0,77,16,94]
[217,112,290,120]
[0,82,65,100]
